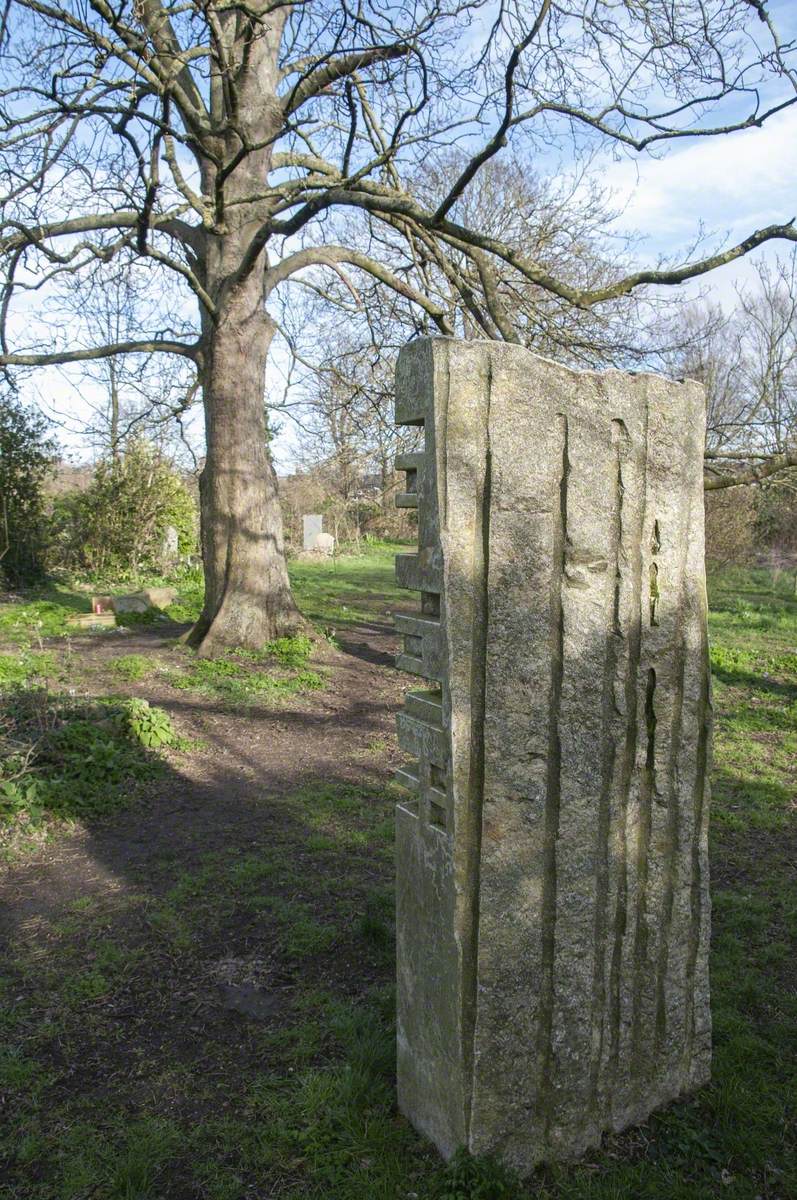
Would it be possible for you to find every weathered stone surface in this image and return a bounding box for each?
[394,338,712,1172]
[303,513,323,550]
[112,587,177,614]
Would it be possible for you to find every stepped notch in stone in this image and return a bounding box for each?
[393,337,712,1172]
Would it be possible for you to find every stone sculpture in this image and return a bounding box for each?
[393,337,712,1171]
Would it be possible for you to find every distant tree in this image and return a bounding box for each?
[0,392,55,586]
[665,251,797,491]
[51,267,200,463]
[282,152,669,485]
[704,488,759,572]
[1,2,796,650]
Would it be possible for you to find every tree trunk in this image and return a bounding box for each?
[186,11,301,656]
[188,272,304,656]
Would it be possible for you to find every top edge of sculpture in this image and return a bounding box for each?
[399,335,703,395]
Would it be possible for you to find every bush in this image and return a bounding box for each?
[705,487,758,571]
[0,393,56,587]
[755,476,797,560]
[50,440,197,580]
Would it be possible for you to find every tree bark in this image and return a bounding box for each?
[188,268,304,656]
[184,10,305,655]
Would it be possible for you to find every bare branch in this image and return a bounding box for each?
[0,339,200,366]
[434,1,552,220]
[266,245,453,333]
[282,44,412,116]
[704,451,797,489]
[0,211,195,255]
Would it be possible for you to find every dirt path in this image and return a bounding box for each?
[0,617,405,947]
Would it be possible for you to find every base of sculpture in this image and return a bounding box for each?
[394,338,712,1171]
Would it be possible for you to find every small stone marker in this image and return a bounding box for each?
[313,531,335,556]
[162,524,179,562]
[303,513,323,551]
[393,338,712,1171]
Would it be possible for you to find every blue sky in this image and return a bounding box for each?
[598,103,797,308]
[14,0,797,468]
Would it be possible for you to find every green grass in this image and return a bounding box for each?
[167,639,325,704]
[0,562,793,1198]
[0,583,90,642]
[0,649,57,685]
[109,653,157,682]
[707,568,797,834]
[0,544,410,642]
[288,541,410,629]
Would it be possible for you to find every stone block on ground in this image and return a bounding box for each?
[393,337,712,1172]
[112,587,177,614]
[69,611,117,629]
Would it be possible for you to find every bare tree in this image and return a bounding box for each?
[1,1,796,652]
[283,153,658,506]
[47,264,199,461]
[666,252,797,490]
[288,152,661,371]
[292,324,416,512]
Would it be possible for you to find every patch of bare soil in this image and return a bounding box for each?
[0,619,406,930]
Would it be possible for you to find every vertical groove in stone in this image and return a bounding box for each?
[607,413,646,1100]
[537,413,569,1131]
[462,354,492,1140]
[654,496,692,1054]
[631,666,657,1081]
[589,419,627,1117]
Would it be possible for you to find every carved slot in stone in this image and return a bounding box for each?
[428,798,447,831]
[421,591,441,617]
[650,561,660,626]
[393,337,712,1173]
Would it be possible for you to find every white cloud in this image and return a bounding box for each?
[602,106,797,251]
[588,104,797,308]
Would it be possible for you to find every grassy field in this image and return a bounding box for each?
[0,540,409,645]
[0,549,795,1199]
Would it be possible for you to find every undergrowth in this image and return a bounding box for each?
[109,653,157,682]
[0,691,180,839]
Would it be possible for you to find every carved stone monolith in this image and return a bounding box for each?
[393,338,712,1172]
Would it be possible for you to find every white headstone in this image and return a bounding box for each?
[163,525,179,561]
[303,514,323,550]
